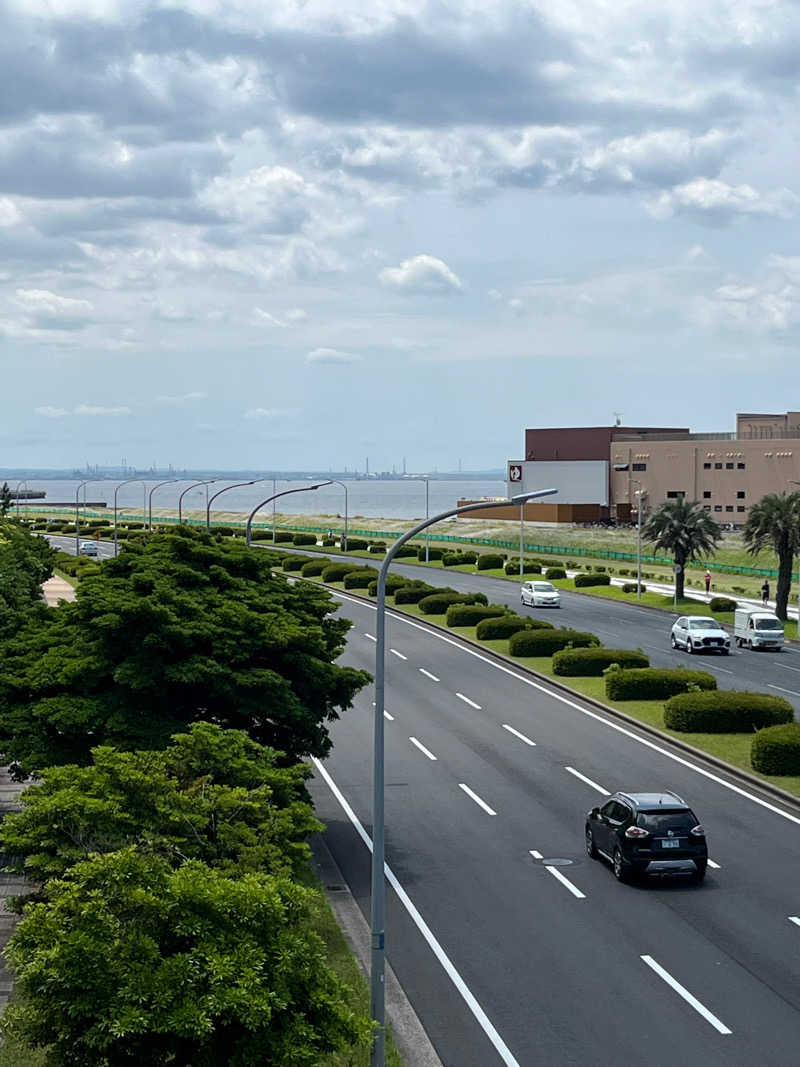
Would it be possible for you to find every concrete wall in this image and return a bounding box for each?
[507,459,610,505]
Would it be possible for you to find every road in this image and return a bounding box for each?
[312,591,800,1066]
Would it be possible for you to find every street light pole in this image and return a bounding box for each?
[148,479,179,530]
[74,479,91,554]
[369,486,557,1067]
[328,480,349,552]
[519,502,524,581]
[113,478,145,557]
[178,480,217,524]
[14,480,27,518]
[206,479,263,531]
[245,482,333,547]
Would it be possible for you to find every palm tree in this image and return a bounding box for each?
[643,498,722,601]
[742,491,800,620]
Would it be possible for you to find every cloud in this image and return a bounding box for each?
[74,404,132,416]
[15,288,94,330]
[34,406,68,418]
[306,347,362,363]
[155,392,207,406]
[379,254,463,294]
[243,406,302,419]
[648,179,799,224]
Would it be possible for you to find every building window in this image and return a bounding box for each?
[714,462,722,470]
[632,462,647,471]
[725,462,734,469]
[703,491,712,499]
[714,505,722,512]
[737,506,746,512]
[666,491,684,499]
[737,491,745,499]
[703,505,712,511]
[725,505,734,512]
[703,463,711,469]
[737,462,746,470]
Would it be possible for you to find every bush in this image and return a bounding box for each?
[665,691,793,733]
[618,568,630,577]
[124,522,144,530]
[622,583,647,594]
[504,560,542,575]
[446,604,507,627]
[417,547,444,561]
[393,544,418,559]
[418,592,474,615]
[477,553,506,571]
[213,526,237,537]
[321,563,354,583]
[552,648,650,676]
[508,628,600,657]
[321,537,337,547]
[751,723,800,775]
[344,538,368,551]
[605,668,716,701]
[443,552,478,567]
[293,533,318,546]
[343,567,378,589]
[545,568,567,580]
[300,560,328,577]
[367,574,407,597]
[475,615,554,640]
[394,582,437,604]
[368,542,386,554]
[280,555,314,572]
[273,531,293,543]
[710,596,737,613]
[573,573,611,587]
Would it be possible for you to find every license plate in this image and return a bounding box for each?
[661,839,681,849]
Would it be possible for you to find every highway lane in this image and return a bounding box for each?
[311,592,800,1066]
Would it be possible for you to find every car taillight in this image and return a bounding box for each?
[625,826,649,838]
[690,825,705,837]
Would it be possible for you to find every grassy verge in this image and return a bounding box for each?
[51,567,77,588]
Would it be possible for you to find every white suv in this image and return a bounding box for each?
[670,616,730,655]
[521,580,561,608]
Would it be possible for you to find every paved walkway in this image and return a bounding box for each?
[42,575,76,605]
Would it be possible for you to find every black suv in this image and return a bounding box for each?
[585,791,708,883]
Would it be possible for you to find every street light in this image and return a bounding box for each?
[328,480,349,552]
[14,480,27,518]
[369,486,557,1067]
[206,479,264,531]
[178,480,218,524]
[113,478,145,557]
[615,466,645,602]
[245,482,333,547]
[148,479,179,531]
[74,479,92,554]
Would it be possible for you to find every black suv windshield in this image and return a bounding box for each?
[636,810,697,832]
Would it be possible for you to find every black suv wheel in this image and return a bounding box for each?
[613,848,632,884]
[585,826,598,859]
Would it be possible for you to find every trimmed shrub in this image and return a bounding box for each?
[292,533,318,546]
[300,559,328,577]
[545,568,567,580]
[368,542,386,554]
[280,554,314,572]
[273,531,293,543]
[508,628,600,657]
[393,544,418,559]
[605,668,716,701]
[477,553,506,571]
[418,592,473,615]
[124,521,144,530]
[443,552,478,567]
[322,562,358,583]
[622,583,646,594]
[504,560,542,575]
[213,526,236,537]
[367,574,408,597]
[249,529,273,541]
[665,691,793,733]
[710,596,737,613]
[593,565,606,573]
[394,583,437,604]
[417,547,445,562]
[552,648,650,677]
[344,538,368,551]
[343,567,379,589]
[322,537,337,547]
[573,573,611,587]
[475,615,554,640]
[751,723,800,775]
[446,603,507,627]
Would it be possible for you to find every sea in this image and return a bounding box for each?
[11,479,508,523]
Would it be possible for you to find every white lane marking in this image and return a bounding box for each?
[565,766,608,795]
[390,648,407,660]
[419,668,440,682]
[707,858,721,870]
[409,736,438,761]
[364,632,377,642]
[544,865,586,899]
[768,683,800,697]
[459,783,497,815]
[456,692,482,710]
[312,759,522,1067]
[529,850,543,860]
[502,724,537,746]
[788,916,800,928]
[640,955,732,1035]
[384,711,394,721]
[333,592,800,827]
[704,663,734,674]
[781,664,800,673]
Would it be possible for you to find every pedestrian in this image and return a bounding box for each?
[761,579,770,607]
[704,569,712,594]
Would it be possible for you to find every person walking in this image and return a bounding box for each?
[761,579,770,607]
[704,569,712,594]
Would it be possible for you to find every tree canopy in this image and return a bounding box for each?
[742,491,800,619]
[0,520,54,641]
[0,528,370,775]
[643,498,722,599]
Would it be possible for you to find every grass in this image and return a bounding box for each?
[51,567,77,588]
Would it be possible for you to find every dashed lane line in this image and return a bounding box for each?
[419,668,440,682]
[456,692,482,710]
[458,783,497,815]
[640,955,732,1035]
[409,736,438,761]
[564,766,608,795]
[502,724,536,747]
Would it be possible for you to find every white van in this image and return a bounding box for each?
[734,607,784,651]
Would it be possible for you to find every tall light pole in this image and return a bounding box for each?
[369,486,557,1067]
[206,479,263,531]
[113,478,145,557]
[328,480,349,552]
[74,479,91,554]
[615,466,645,602]
[148,479,179,530]
[519,502,524,581]
[14,480,27,518]
[245,482,333,547]
[178,480,217,524]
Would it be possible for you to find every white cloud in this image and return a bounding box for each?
[0,198,21,227]
[379,254,463,294]
[14,288,94,330]
[648,179,799,223]
[74,404,131,416]
[155,392,207,406]
[243,407,302,419]
[306,347,362,363]
[34,406,68,418]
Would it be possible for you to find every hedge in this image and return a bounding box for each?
[751,723,800,775]
[552,648,650,676]
[622,583,646,594]
[293,533,318,546]
[345,538,369,551]
[573,573,611,588]
[394,583,437,604]
[322,537,337,547]
[273,531,294,543]
[393,544,418,559]
[475,615,554,640]
[249,529,274,541]
[418,591,488,615]
[605,668,716,701]
[343,567,378,589]
[709,597,737,613]
[508,628,600,657]
[545,568,567,580]
[664,690,793,733]
[368,542,386,554]
[443,552,478,567]
[281,555,315,572]
[446,604,507,627]
[321,562,357,582]
[477,553,505,571]
[300,559,328,577]
[504,560,542,575]
[417,547,445,561]
[367,574,408,597]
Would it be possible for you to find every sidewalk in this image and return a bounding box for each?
[597,569,795,620]
[42,575,76,605]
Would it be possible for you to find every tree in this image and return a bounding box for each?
[0,482,11,517]
[742,491,800,620]
[3,849,370,1066]
[0,723,320,886]
[0,528,370,775]
[0,520,55,642]
[643,498,722,600]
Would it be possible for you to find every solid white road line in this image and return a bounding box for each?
[544,865,586,899]
[312,758,522,1067]
[705,663,734,674]
[459,783,497,815]
[364,632,377,642]
[707,859,721,870]
[640,955,732,1035]
[788,916,800,928]
[502,724,537,746]
[390,648,407,660]
[565,766,608,795]
[332,591,800,827]
[456,692,482,710]
[409,736,438,761]
[769,683,800,697]
[419,668,440,682]
[780,664,800,673]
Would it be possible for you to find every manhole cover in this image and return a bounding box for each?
[539,858,574,866]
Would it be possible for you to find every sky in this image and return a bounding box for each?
[2,0,800,471]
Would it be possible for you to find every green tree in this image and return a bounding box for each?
[742,491,800,620]
[0,520,54,642]
[643,498,722,600]
[3,849,370,1066]
[0,482,11,517]
[0,528,370,775]
[0,723,320,886]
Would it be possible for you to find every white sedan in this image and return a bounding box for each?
[520,580,561,608]
[670,615,730,655]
